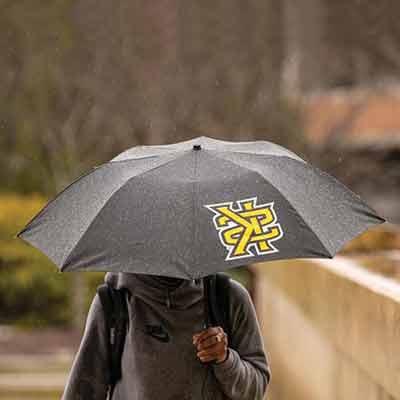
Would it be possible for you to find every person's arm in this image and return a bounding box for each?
[211,279,271,400]
[61,293,110,400]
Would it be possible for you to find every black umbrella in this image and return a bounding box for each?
[16,136,385,280]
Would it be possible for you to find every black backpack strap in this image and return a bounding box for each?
[206,273,231,341]
[97,284,129,398]
[97,284,113,383]
[215,273,231,340]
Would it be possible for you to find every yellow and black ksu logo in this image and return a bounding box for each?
[205,197,284,261]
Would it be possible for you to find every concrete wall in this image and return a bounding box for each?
[251,256,400,400]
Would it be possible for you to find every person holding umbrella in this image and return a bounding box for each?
[16,136,385,399]
[60,272,271,399]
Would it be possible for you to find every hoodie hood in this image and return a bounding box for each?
[105,272,204,310]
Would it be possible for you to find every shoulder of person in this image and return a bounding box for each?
[227,278,254,312]
[224,278,262,349]
[84,292,107,330]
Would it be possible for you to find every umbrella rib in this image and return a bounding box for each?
[211,148,306,163]
[109,155,160,163]
[207,151,333,258]
[192,148,199,276]
[61,152,187,271]
[16,165,102,239]
[110,150,184,162]
[16,157,161,238]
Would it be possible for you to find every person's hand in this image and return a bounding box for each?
[192,326,228,364]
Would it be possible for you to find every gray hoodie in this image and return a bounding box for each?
[61,272,271,399]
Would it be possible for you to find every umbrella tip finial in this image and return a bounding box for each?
[193,144,202,151]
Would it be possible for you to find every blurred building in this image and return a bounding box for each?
[302,84,400,225]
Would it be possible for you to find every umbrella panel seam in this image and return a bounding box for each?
[61,152,188,271]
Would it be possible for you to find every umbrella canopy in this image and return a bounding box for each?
[16,136,386,279]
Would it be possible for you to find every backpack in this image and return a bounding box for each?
[96,273,232,399]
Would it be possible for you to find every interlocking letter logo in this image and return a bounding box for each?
[205,197,283,261]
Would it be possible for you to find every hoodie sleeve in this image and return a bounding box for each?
[212,279,271,400]
[61,293,110,400]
